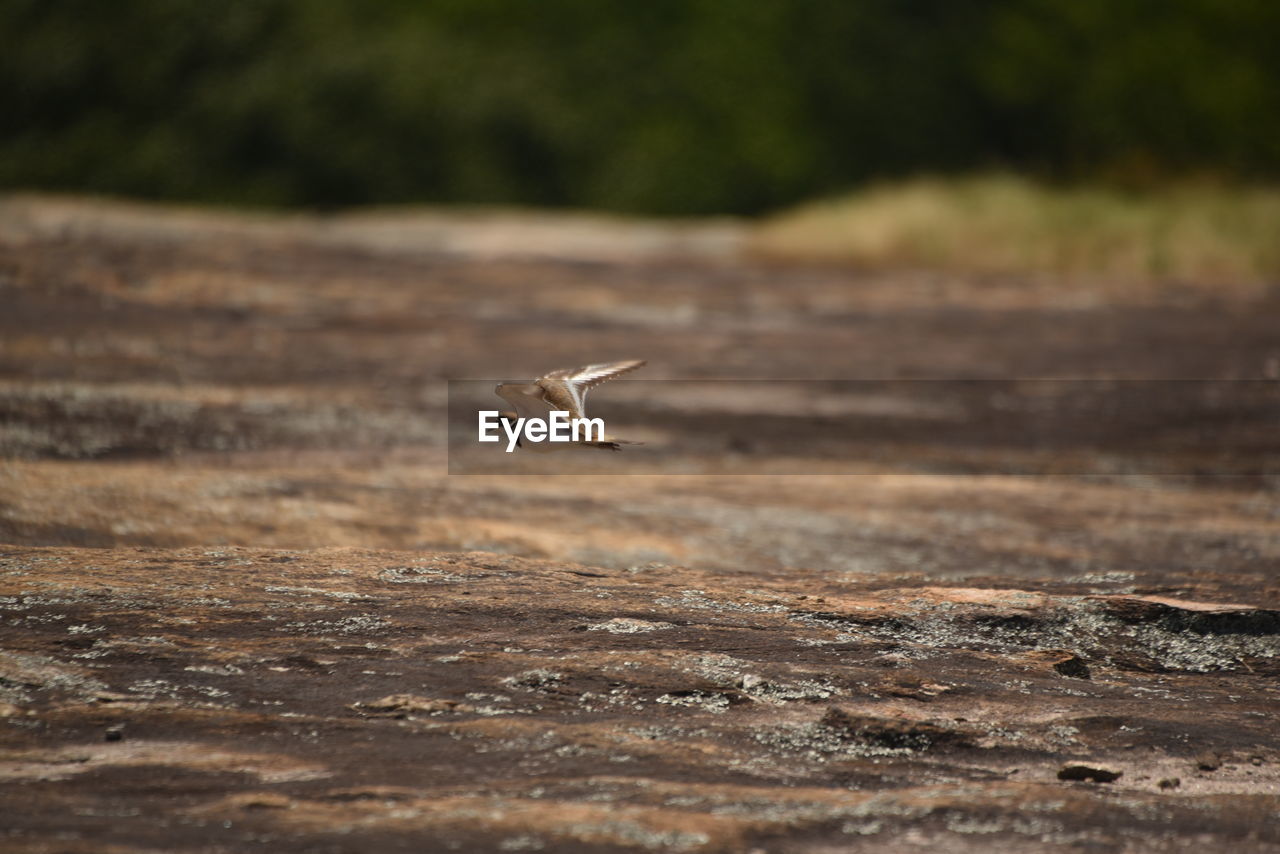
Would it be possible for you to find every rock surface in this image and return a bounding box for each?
[1,197,1278,852]
[1,547,1278,852]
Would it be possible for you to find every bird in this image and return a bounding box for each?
[494,360,645,451]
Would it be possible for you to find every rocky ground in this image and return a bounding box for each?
[1,195,1278,852]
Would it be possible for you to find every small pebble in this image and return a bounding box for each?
[1195,752,1222,772]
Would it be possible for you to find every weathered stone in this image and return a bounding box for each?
[1197,751,1224,771]
[1,199,1277,851]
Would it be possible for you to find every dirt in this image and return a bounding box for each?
[1,196,1278,852]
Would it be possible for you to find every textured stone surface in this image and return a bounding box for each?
[1,548,1278,852]
[1,198,1278,852]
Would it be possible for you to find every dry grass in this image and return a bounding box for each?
[751,175,1280,287]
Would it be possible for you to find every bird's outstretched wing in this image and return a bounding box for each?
[537,360,645,419]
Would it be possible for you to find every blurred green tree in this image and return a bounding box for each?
[2,0,1276,213]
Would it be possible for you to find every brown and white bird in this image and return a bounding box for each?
[495,360,645,451]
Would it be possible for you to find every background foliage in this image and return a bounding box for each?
[4,0,1279,214]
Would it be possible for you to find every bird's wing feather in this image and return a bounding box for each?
[537,360,645,419]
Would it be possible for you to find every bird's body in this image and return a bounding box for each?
[495,360,645,451]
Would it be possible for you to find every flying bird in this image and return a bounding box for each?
[494,360,645,451]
